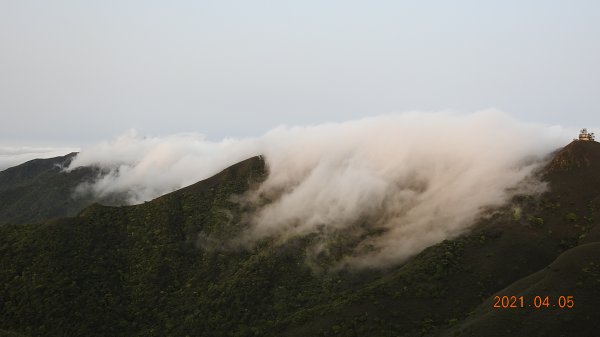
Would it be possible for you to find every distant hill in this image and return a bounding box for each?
[0,142,599,336]
[0,153,125,225]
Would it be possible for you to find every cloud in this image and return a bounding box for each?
[67,110,574,267]
[68,129,260,203]
[242,110,572,267]
[0,146,79,171]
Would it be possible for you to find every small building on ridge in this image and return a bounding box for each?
[579,128,595,141]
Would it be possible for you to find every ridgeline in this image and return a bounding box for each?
[1,142,599,336]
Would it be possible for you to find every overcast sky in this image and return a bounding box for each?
[1,0,599,147]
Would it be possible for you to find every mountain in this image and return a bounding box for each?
[437,140,600,337]
[0,141,599,336]
[0,153,125,225]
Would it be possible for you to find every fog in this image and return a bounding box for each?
[68,110,572,266]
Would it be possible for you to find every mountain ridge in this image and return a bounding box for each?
[0,142,599,336]
[0,153,127,226]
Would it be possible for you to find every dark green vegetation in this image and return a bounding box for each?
[0,153,125,226]
[1,141,600,336]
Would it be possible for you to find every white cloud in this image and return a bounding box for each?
[67,110,574,266]
[68,129,260,203]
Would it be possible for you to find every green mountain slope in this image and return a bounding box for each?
[440,242,600,337]
[0,142,599,336]
[0,153,125,225]
[432,140,600,337]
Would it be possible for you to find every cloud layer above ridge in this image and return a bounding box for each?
[68,110,573,266]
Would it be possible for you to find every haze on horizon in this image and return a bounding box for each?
[0,0,599,166]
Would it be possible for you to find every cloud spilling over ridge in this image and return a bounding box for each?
[0,146,79,171]
[69,129,259,202]
[68,110,572,266]
[249,111,570,267]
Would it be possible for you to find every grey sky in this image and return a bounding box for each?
[1,0,599,146]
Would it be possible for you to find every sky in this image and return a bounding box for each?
[0,1,597,262]
[1,0,599,149]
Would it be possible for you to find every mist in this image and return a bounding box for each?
[68,110,572,266]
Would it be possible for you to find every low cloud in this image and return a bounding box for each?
[68,129,259,203]
[68,110,573,266]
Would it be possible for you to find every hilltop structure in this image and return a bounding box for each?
[578,128,595,141]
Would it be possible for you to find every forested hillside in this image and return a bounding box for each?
[1,142,599,336]
[0,153,124,225]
